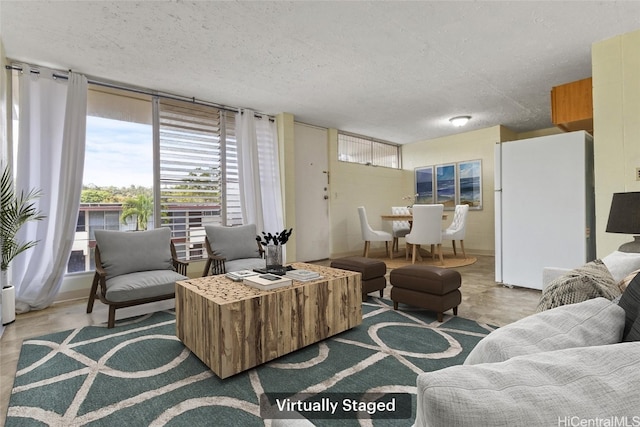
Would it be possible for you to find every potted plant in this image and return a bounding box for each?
[0,164,45,287]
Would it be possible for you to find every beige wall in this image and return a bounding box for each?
[327,128,412,258]
[402,126,506,256]
[277,112,297,263]
[592,29,640,257]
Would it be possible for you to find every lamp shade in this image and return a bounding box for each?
[606,192,640,234]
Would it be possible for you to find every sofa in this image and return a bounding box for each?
[413,269,640,427]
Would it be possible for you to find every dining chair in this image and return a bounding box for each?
[405,204,445,265]
[442,204,469,259]
[391,206,411,253]
[358,206,393,258]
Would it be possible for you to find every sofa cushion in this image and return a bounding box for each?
[536,259,620,312]
[95,228,174,279]
[205,224,261,261]
[602,250,640,283]
[618,272,640,341]
[105,270,187,302]
[415,342,640,427]
[465,297,625,365]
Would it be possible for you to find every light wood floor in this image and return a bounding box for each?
[0,255,541,424]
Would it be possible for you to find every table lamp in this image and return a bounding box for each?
[606,192,640,253]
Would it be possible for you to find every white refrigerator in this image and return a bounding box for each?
[494,131,595,290]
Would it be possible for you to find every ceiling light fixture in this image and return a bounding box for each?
[449,115,471,127]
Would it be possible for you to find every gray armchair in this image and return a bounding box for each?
[202,224,265,276]
[87,228,188,328]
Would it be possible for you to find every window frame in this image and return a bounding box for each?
[337,131,401,169]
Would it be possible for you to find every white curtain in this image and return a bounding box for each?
[12,66,87,313]
[237,109,284,241]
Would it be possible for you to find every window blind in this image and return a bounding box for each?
[157,99,239,260]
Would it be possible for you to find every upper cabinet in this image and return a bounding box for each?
[551,77,593,134]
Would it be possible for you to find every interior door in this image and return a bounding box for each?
[294,123,330,262]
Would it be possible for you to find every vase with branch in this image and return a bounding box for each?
[256,228,293,275]
[0,164,46,288]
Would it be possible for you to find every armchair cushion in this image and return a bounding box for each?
[205,224,261,261]
[94,228,174,279]
[105,270,187,302]
[225,258,267,273]
[465,297,625,365]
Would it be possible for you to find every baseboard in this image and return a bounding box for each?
[330,248,495,259]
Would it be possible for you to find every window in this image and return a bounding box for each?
[337,132,400,168]
[68,87,154,274]
[157,98,240,261]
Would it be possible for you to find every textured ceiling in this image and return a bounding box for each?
[1,1,640,144]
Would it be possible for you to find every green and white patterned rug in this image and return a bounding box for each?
[6,298,495,426]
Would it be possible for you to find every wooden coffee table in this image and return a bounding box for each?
[175,263,362,379]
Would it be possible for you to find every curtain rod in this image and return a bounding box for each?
[5,63,274,120]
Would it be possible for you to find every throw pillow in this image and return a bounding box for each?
[619,269,640,293]
[618,272,640,341]
[464,297,625,365]
[205,224,261,261]
[602,251,640,283]
[536,259,620,312]
[95,228,174,279]
[625,316,640,342]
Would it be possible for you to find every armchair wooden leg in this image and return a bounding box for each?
[452,240,458,256]
[202,258,212,277]
[108,306,116,329]
[412,244,418,264]
[460,240,467,259]
[87,273,99,314]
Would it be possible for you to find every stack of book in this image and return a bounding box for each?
[225,270,260,282]
[243,274,293,291]
[285,269,322,282]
